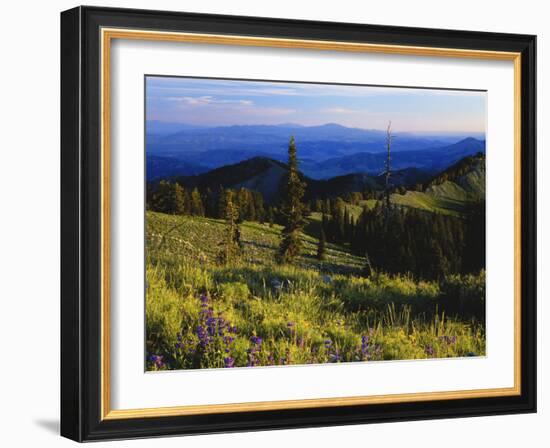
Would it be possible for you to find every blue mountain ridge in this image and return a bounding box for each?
[146,122,485,170]
[146,122,485,182]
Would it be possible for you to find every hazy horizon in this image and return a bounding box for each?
[146,76,487,134]
[146,119,486,138]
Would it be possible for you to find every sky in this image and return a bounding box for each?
[146,76,486,133]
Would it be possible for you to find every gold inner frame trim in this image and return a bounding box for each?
[100,27,522,421]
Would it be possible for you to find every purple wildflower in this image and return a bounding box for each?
[250,336,262,347]
[329,348,341,363]
[439,335,457,345]
[149,354,165,369]
[205,316,217,336]
[200,306,214,321]
[247,336,263,367]
[224,357,235,368]
[196,325,210,348]
[360,335,371,360]
[217,317,227,336]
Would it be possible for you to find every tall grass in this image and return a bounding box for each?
[145,212,485,370]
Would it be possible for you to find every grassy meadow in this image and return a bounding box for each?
[145,211,485,371]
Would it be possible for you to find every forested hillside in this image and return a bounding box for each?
[147,152,486,281]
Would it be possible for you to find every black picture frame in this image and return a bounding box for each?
[61,5,536,442]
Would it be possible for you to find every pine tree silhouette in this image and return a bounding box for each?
[278,136,306,263]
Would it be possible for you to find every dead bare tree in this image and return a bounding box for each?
[381,121,393,225]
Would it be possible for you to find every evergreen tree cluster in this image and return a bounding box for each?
[321,200,485,280]
[147,181,205,216]
[147,181,274,225]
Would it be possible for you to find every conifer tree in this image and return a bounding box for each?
[317,227,327,261]
[314,199,323,213]
[217,190,241,265]
[247,193,256,221]
[253,191,265,223]
[237,188,249,222]
[182,189,191,215]
[268,207,275,228]
[331,199,345,242]
[321,213,329,241]
[326,199,332,215]
[348,216,355,246]
[217,186,227,219]
[173,183,187,215]
[429,240,450,280]
[343,208,350,243]
[190,188,205,216]
[278,136,306,263]
[204,188,217,217]
[152,180,175,214]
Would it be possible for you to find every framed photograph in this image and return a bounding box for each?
[61,6,536,442]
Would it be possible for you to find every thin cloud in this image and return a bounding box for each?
[166,96,254,106]
[323,107,359,114]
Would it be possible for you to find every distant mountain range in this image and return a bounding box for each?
[147,155,209,180]
[146,122,485,180]
[302,137,486,179]
[170,155,470,204]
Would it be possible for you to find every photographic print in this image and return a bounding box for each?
[61,9,536,440]
[145,76,487,371]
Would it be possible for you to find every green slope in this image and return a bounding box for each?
[390,156,485,216]
[147,211,365,275]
